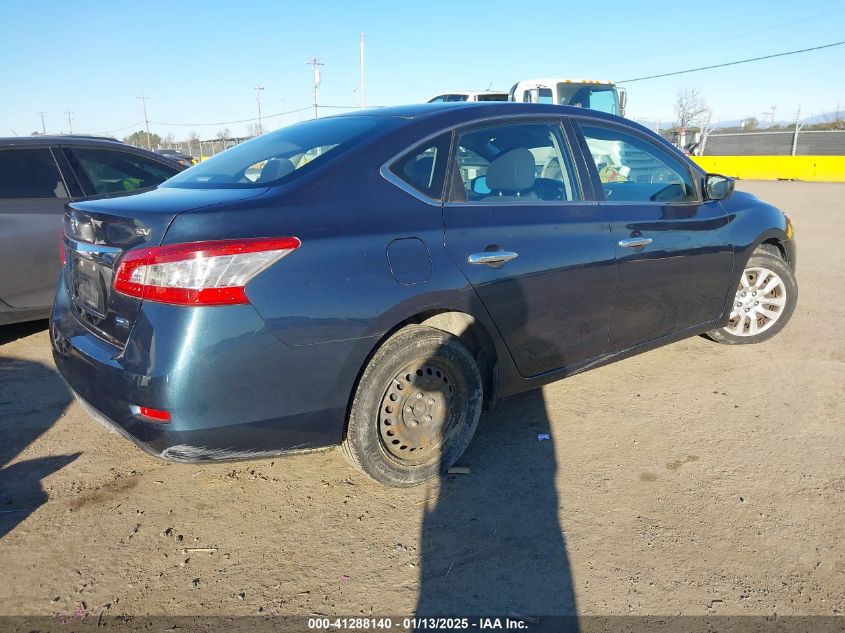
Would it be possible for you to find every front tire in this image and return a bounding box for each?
[707,249,797,345]
[342,325,483,487]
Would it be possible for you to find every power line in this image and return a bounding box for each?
[584,8,845,73]
[101,104,372,135]
[98,121,145,134]
[618,40,845,84]
[148,105,346,127]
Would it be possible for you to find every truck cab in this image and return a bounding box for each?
[509,78,626,117]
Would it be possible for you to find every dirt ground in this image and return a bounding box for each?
[0,181,842,619]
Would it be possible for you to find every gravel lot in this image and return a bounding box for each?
[0,181,842,618]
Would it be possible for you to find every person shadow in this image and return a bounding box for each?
[415,285,579,631]
[414,390,578,630]
[0,321,80,539]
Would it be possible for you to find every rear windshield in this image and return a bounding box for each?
[162,116,381,189]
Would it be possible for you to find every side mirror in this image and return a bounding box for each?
[618,88,627,117]
[705,173,735,201]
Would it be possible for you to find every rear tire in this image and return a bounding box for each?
[706,249,797,345]
[342,325,483,487]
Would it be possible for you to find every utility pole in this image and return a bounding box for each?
[64,111,73,134]
[762,105,777,128]
[359,33,365,109]
[791,105,803,156]
[307,58,324,118]
[37,112,47,134]
[137,95,152,149]
[254,84,264,135]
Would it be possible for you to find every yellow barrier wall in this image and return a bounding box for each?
[691,156,845,183]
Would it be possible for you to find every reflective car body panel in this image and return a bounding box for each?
[443,199,617,377]
[50,103,796,461]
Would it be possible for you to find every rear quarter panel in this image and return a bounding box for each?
[161,124,519,430]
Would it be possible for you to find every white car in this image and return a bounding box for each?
[427,91,509,103]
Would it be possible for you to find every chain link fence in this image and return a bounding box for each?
[700,130,845,156]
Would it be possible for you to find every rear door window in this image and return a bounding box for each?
[450,121,579,203]
[66,147,178,195]
[0,148,68,198]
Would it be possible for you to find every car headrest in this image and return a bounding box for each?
[257,157,295,183]
[485,148,535,191]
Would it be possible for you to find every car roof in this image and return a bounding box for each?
[333,102,626,126]
[326,102,675,155]
[0,135,123,147]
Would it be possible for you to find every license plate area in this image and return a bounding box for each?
[70,252,110,321]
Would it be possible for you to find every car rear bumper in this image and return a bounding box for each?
[50,284,361,462]
[69,389,330,462]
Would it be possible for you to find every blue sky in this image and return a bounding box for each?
[1,0,843,138]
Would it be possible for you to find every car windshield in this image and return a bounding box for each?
[162,116,381,189]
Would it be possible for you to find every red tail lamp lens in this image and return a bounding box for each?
[135,406,171,423]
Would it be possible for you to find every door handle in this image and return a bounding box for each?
[467,250,519,266]
[618,236,653,248]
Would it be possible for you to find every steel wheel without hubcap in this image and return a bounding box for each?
[725,266,787,337]
[379,362,456,466]
[342,325,482,487]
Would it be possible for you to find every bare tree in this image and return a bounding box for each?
[674,87,710,130]
[184,130,200,158]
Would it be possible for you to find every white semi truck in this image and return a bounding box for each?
[428,79,626,117]
[508,78,626,116]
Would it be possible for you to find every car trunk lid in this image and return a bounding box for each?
[62,186,269,346]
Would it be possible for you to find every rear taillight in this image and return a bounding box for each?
[132,405,171,423]
[114,237,300,306]
[59,231,66,266]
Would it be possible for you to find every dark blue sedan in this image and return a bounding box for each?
[50,103,797,486]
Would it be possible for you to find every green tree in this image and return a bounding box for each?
[742,117,758,130]
[123,130,162,149]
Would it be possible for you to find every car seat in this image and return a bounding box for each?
[482,148,537,200]
[257,157,295,183]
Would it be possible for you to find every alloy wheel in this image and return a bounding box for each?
[725,266,787,337]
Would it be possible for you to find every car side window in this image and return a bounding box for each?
[0,148,68,199]
[450,121,578,203]
[389,133,450,200]
[67,148,178,195]
[579,124,699,203]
